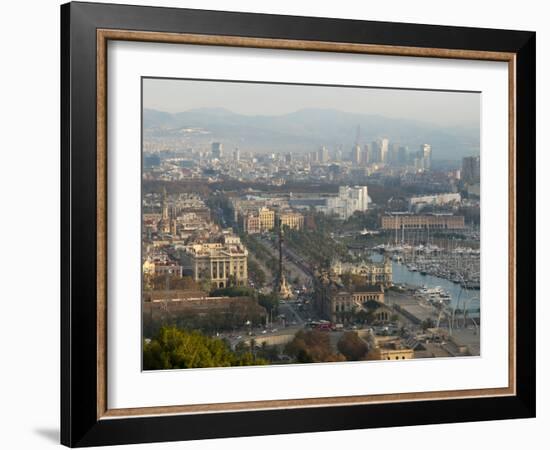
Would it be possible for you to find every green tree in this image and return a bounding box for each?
[143,326,267,370]
[258,292,280,315]
[247,259,267,287]
[210,286,256,297]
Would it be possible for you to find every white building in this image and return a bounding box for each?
[181,234,248,288]
[409,192,461,211]
[331,258,392,286]
[320,185,369,219]
[420,144,432,170]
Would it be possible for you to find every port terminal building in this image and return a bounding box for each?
[381,213,465,230]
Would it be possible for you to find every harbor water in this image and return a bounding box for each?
[370,253,480,315]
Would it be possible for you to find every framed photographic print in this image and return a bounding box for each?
[61,1,536,447]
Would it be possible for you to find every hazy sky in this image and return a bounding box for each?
[143,78,480,128]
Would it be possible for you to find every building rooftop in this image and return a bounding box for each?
[353,285,385,293]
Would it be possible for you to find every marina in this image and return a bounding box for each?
[373,242,480,289]
[370,252,480,316]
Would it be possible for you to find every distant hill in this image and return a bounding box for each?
[143,107,480,160]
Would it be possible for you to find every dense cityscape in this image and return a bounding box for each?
[142,125,481,369]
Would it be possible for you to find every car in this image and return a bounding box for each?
[261,330,267,334]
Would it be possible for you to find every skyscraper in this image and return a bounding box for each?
[371,140,382,163]
[318,146,329,163]
[420,144,432,170]
[462,156,480,183]
[362,143,371,165]
[351,144,361,165]
[233,147,240,162]
[211,142,223,159]
[309,150,319,164]
[390,143,400,164]
[397,146,408,166]
[380,138,389,163]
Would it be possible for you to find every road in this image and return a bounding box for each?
[257,235,313,287]
[279,301,305,325]
[227,324,305,349]
[385,290,438,326]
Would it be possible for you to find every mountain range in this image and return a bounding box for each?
[143,107,480,160]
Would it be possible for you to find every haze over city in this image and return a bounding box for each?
[143,79,480,161]
[143,78,480,128]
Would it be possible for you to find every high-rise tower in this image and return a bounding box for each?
[351,144,361,165]
[420,144,432,170]
[380,138,389,163]
[362,143,371,165]
[211,142,223,159]
[318,146,329,163]
[371,140,382,163]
